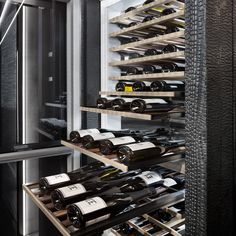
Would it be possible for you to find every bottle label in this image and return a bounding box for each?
[45,174,70,185]
[78,129,100,137]
[125,142,155,151]
[75,197,110,226]
[109,136,136,146]
[124,86,133,92]
[142,99,167,104]
[58,183,86,198]
[138,171,162,185]
[90,132,115,141]
[163,80,184,85]
[163,178,177,187]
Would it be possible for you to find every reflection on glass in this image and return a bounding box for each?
[0,1,67,153]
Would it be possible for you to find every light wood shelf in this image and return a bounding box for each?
[110,10,185,38]
[109,0,184,23]
[80,106,184,121]
[99,91,184,98]
[110,71,185,81]
[109,51,185,67]
[110,31,185,52]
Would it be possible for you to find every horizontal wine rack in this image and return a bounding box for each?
[110,31,185,52]
[23,183,185,236]
[80,106,184,121]
[99,91,184,98]
[109,0,184,23]
[110,10,185,38]
[109,71,185,82]
[61,140,184,172]
[109,51,185,67]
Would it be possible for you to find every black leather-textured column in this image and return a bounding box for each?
[185,0,235,235]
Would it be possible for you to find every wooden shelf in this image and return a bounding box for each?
[61,140,185,172]
[110,71,185,81]
[23,182,185,236]
[109,51,185,67]
[110,31,185,52]
[45,102,67,109]
[110,10,185,38]
[99,91,184,98]
[109,0,184,23]
[80,106,184,121]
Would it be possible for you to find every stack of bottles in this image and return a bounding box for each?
[69,128,185,164]
[39,162,185,230]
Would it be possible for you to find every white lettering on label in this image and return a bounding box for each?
[109,136,136,146]
[138,171,162,185]
[59,184,86,198]
[78,129,100,137]
[142,99,167,104]
[75,197,110,226]
[45,174,70,185]
[125,142,155,152]
[164,80,184,85]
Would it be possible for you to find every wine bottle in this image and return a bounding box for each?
[67,187,156,229]
[99,136,141,155]
[142,15,155,23]
[144,48,162,56]
[97,98,113,109]
[142,0,163,16]
[132,81,151,91]
[143,65,162,74]
[70,128,118,143]
[165,26,184,34]
[150,80,185,91]
[130,99,176,113]
[117,142,165,164]
[82,130,132,149]
[151,208,174,223]
[145,30,165,39]
[162,62,185,72]
[163,174,185,189]
[115,81,134,92]
[117,36,139,45]
[118,223,135,235]
[125,67,143,75]
[39,165,113,194]
[111,98,135,111]
[162,44,185,53]
[124,7,136,13]
[51,171,140,210]
[119,52,142,61]
[162,8,176,15]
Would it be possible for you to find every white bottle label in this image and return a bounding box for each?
[163,178,177,187]
[45,174,70,185]
[58,183,86,198]
[164,80,184,85]
[125,142,155,151]
[138,171,162,185]
[109,136,136,146]
[142,99,167,104]
[90,132,115,141]
[75,197,110,226]
[78,129,100,137]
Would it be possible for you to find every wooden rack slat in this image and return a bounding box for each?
[80,106,184,121]
[110,31,185,52]
[109,51,185,67]
[99,91,184,98]
[109,0,184,23]
[110,10,185,38]
[110,71,185,81]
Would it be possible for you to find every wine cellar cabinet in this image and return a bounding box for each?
[23,0,236,235]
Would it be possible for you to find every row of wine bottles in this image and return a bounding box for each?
[39,162,185,229]
[97,97,183,113]
[69,128,185,163]
[115,80,185,92]
[120,44,185,61]
[121,62,185,76]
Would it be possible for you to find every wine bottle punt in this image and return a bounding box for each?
[111,98,135,111]
[97,98,113,109]
[144,48,162,56]
[162,44,185,53]
[132,81,151,91]
[162,8,176,15]
[125,67,143,75]
[67,187,156,229]
[143,65,162,74]
[161,62,185,72]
